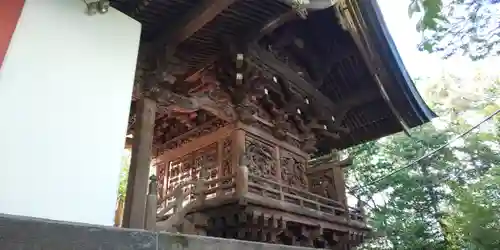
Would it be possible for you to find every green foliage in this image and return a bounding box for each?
[444,167,500,249]
[117,155,130,200]
[409,0,500,60]
[352,72,500,249]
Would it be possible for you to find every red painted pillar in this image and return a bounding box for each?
[0,0,25,68]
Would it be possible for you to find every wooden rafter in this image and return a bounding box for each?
[247,44,340,115]
[330,90,380,133]
[153,0,238,53]
[256,10,299,40]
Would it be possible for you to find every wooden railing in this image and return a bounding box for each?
[158,174,236,214]
[247,174,365,222]
[151,174,236,232]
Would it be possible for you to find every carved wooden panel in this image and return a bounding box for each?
[155,159,168,200]
[245,137,278,181]
[308,171,337,200]
[221,137,232,184]
[160,118,228,151]
[280,149,307,190]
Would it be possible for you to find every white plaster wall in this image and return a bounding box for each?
[0,1,141,225]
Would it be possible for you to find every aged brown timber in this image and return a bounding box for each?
[111,0,436,248]
[123,97,157,229]
[246,44,378,118]
[153,0,238,55]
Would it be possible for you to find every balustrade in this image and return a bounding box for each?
[247,174,364,222]
[157,174,237,218]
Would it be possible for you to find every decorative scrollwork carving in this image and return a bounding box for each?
[280,152,307,189]
[161,118,228,151]
[245,139,277,179]
[309,174,337,200]
[235,98,258,124]
[222,138,232,175]
[156,160,167,200]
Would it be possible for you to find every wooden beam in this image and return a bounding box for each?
[306,158,353,174]
[157,124,235,160]
[256,11,299,40]
[154,0,237,52]
[122,97,157,229]
[147,86,235,122]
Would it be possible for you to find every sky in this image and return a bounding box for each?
[346,0,500,207]
[377,0,500,80]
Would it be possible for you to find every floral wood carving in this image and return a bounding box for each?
[245,139,277,179]
[191,86,237,121]
[221,137,232,184]
[280,152,307,190]
[160,118,228,151]
[155,160,167,199]
[309,174,337,200]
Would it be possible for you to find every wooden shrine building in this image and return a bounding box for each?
[113,0,435,249]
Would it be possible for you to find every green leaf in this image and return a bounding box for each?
[422,40,434,52]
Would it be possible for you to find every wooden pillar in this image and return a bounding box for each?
[275,146,282,181]
[144,175,157,231]
[332,166,347,208]
[233,124,248,196]
[122,97,157,229]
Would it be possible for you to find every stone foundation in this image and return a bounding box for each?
[0,214,314,250]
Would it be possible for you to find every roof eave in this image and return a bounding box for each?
[356,0,437,128]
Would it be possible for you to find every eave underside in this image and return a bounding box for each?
[114,0,434,154]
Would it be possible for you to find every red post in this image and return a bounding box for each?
[0,0,25,68]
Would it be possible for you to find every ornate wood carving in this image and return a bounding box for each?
[221,137,232,185]
[158,117,228,151]
[215,47,262,125]
[309,174,337,200]
[244,138,277,180]
[280,150,307,190]
[156,160,168,201]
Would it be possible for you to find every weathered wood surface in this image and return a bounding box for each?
[123,98,157,229]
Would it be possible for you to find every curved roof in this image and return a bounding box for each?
[357,0,436,127]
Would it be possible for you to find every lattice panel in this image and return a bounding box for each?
[195,143,218,194]
[166,143,218,201]
[167,154,195,195]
